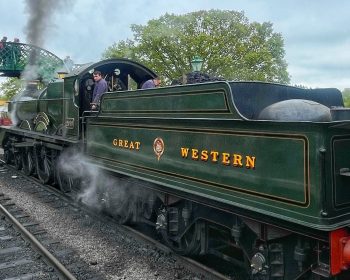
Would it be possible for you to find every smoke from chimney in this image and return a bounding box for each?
[24,0,67,47]
[22,0,71,81]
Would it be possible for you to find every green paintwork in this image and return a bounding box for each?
[85,82,350,231]
[38,81,64,131]
[331,137,350,207]
[62,76,80,139]
[2,58,350,235]
[101,82,241,119]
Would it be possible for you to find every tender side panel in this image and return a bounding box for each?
[100,82,243,119]
[103,91,228,113]
[86,123,309,208]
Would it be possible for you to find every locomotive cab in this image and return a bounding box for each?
[60,58,158,139]
[5,59,158,141]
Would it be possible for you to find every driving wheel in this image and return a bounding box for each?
[3,139,13,164]
[56,166,76,193]
[22,147,35,176]
[35,146,54,184]
[13,149,22,170]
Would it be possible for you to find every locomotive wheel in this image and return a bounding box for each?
[13,150,22,170]
[22,148,35,176]
[3,140,13,164]
[3,147,12,164]
[98,180,138,225]
[35,146,54,184]
[160,220,201,256]
[103,191,134,224]
[56,166,76,193]
[116,205,134,224]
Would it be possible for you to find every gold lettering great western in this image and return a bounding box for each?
[112,138,141,150]
[180,147,256,169]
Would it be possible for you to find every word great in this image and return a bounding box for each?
[112,138,141,150]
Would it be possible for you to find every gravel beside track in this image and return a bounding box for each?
[0,162,208,280]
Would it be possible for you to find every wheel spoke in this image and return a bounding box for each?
[36,146,53,184]
[14,151,22,170]
[22,149,35,176]
[43,158,50,174]
[57,166,73,193]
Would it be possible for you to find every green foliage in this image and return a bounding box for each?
[0,78,23,100]
[342,88,350,107]
[103,10,290,84]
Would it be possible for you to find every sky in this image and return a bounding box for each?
[0,0,349,91]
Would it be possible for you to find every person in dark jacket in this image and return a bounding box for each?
[91,71,108,110]
[141,76,161,89]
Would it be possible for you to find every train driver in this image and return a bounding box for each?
[91,70,108,110]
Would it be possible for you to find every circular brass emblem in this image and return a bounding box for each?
[153,137,164,161]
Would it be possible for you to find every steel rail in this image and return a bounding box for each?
[0,202,77,280]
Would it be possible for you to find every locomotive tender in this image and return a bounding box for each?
[1,58,350,279]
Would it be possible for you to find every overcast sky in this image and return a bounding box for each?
[0,0,349,90]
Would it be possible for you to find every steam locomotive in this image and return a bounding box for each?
[1,58,350,279]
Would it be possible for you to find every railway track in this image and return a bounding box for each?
[0,194,77,279]
[0,159,233,280]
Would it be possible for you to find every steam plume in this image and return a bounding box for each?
[57,148,157,224]
[24,0,67,48]
[22,0,71,81]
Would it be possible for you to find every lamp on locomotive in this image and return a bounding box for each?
[191,55,203,72]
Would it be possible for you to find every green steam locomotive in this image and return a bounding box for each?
[1,58,350,279]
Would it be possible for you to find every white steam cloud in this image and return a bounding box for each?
[57,148,157,224]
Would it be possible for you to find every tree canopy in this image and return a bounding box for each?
[0,78,23,100]
[342,88,350,107]
[103,10,290,84]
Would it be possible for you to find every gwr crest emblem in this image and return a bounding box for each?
[153,137,164,161]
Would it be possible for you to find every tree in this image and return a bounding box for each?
[0,78,23,100]
[343,88,350,107]
[103,10,290,84]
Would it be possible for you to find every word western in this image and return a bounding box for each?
[180,147,256,169]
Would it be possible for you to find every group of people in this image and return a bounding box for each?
[1,36,21,46]
[90,71,161,110]
[0,36,21,67]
